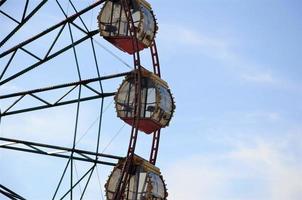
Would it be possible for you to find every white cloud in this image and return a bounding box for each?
[159,23,296,89]
[164,155,227,200]
[241,72,275,84]
[164,135,302,200]
[228,139,302,200]
[244,111,281,122]
[159,23,234,61]
[159,24,234,60]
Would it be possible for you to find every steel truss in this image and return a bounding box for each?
[0,1,118,199]
[0,184,26,200]
[111,1,164,199]
[0,0,166,199]
[0,0,105,86]
[0,71,130,117]
[111,0,144,198]
[0,0,47,47]
[0,137,122,166]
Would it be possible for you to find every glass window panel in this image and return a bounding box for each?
[140,5,155,46]
[159,86,172,113]
[141,85,148,117]
[107,168,122,194]
[116,80,135,118]
[99,2,129,36]
[145,87,156,118]
[140,78,156,118]
[138,172,147,194]
[149,173,165,199]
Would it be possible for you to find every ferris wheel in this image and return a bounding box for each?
[0,0,175,199]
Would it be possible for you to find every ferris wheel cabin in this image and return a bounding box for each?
[115,69,175,134]
[105,155,168,199]
[97,0,157,54]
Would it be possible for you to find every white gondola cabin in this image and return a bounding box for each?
[105,155,167,200]
[115,68,175,134]
[97,0,157,54]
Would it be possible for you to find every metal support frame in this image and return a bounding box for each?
[0,71,130,117]
[0,0,7,7]
[0,0,47,47]
[150,41,161,77]
[0,0,166,199]
[0,184,26,200]
[149,41,161,165]
[0,137,122,166]
[0,29,99,85]
[107,1,164,199]
[0,0,106,86]
[0,1,122,198]
[0,91,114,117]
[112,0,143,199]
[149,129,160,165]
[0,185,26,200]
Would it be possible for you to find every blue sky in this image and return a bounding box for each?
[1,0,302,199]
